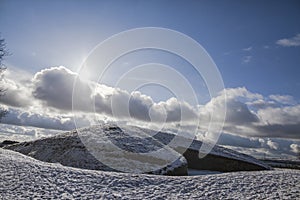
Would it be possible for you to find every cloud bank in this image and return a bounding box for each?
[1,66,300,137]
[0,66,300,159]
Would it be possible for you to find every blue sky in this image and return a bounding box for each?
[1,0,300,98]
[1,0,300,159]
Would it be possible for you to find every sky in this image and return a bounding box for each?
[0,0,300,159]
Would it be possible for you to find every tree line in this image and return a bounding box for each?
[0,36,9,120]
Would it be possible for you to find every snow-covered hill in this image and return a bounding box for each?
[1,148,299,199]
[4,123,271,174]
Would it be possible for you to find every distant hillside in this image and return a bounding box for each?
[260,159,300,170]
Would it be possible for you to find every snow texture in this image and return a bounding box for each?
[1,149,299,199]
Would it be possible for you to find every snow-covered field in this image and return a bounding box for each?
[1,149,299,199]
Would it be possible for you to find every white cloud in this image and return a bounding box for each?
[242,56,252,63]
[1,108,80,130]
[276,33,300,47]
[269,94,296,105]
[221,87,263,100]
[266,139,279,150]
[204,96,259,125]
[0,123,61,142]
[243,46,252,51]
[0,69,33,107]
[32,66,90,111]
[257,105,300,125]
[290,144,300,154]
[208,87,300,139]
[247,99,277,109]
[202,87,261,126]
[258,138,265,145]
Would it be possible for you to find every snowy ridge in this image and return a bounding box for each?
[1,148,299,199]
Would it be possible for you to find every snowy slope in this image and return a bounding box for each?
[1,149,299,199]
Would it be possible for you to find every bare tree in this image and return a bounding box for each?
[0,36,9,121]
[0,37,9,65]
